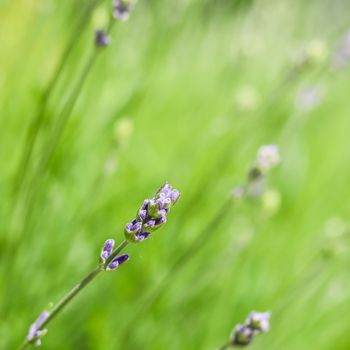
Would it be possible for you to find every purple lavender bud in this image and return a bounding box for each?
[135,231,150,241]
[157,183,172,197]
[144,219,156,229]
[125,220,143,243]
[27,311,50,345]
[170,189,180,204]
[107,254,129,271]
[95,30,111,47]
[158,197,172,210]
[125,220,142,233]
[143,215,167,232]
[113,0,136,21]
[231,325,254,346]
[138,208,148,221]
[137,199,150,220]
[245,311,271,333]
[155,216,167,226]
[100,239,115,263]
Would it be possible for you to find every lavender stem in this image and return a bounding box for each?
[19,239,128,349]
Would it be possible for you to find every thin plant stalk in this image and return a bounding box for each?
[18,240,129,350]
[218,344,230,350]
[13,0,102,195]
[29,17,115,191]
[2,17,117,318]
[7,18,116,261]
[5,0,105,258]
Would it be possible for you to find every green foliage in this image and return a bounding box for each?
[1,0,350,349]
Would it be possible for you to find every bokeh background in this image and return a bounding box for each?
[1,0,350,349]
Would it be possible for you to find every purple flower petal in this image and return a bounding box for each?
[135,232,150,241]
[144,220,156,229]
[107,254,129,270]
[158,183,172,197]
[141,199,150,210]
[155,216,167,226]
[170,189,180,203]
[100,239,115,262]
[125,221,142,234]
[27,311,49,342]
[138,209,147,221]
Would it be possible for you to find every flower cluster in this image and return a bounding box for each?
[100,239,129,271]
[124,183,180,243]
[26,311,49,347]
[230,311,271,347]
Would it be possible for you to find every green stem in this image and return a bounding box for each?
[5,16,117,296]
[13,0,102,195]
[19,240,128,349]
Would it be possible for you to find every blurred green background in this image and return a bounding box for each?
[1,0,350,349]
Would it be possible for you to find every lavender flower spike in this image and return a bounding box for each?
[100,239,115,263]
[113,0,137,21]
[124,182,180,243]
[95,30,111,47]
[26,311,49,346]
[219,310,271,349]
[106,254,129,271]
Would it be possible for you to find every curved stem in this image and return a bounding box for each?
[19,240,128,349]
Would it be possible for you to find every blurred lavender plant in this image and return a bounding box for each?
[295,86,323,112]
[218,311,271,349]
[233,145,280,199]
[290,39,328,74]
[332,31,350,70]
[95,0,137,48]
[19,183,180,349]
